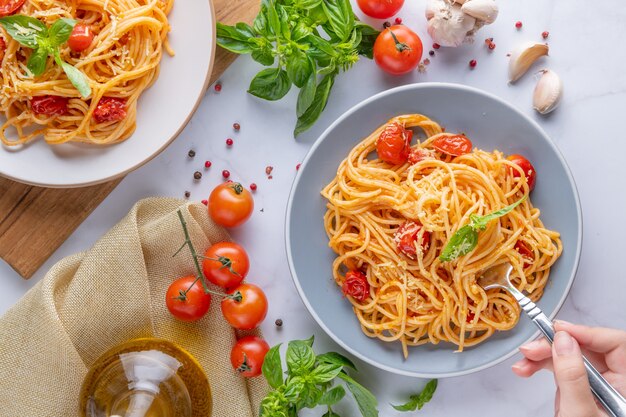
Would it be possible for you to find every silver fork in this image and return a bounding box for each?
[478,263,626,417]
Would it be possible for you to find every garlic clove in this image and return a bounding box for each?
[533,69,563,114]
[461,0,499,24]
[426,0,476,47]
[508,42,549,82]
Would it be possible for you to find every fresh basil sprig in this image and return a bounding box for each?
[216,0,379,136]
[260,336,378,417]
[391,379,438,412]
[0,15,92,97]
[439,196,527,262]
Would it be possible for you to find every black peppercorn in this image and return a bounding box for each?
[429,50,435,56]
[188,149,196,158]
[184,191,190,198]
[275,318,283,327]
[193,171,202,180]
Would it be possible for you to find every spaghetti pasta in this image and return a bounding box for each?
[0,0,173,145]
[322,114,562,357]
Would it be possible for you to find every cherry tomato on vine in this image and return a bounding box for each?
[0,0,25,16]
[202,242,249,289]
[507,154,536,191]
[208,182,254,228]
[432,134,472,156]
[357,0,404,19]
[30,96,69,116]
[342,270,370,302]
[68,24,94,52]
[376,121,412,165]
[166,275,211,322]
[221,283,268,330]
[394,221,431,258]
[230,336,270,378]
[373,25,422,75]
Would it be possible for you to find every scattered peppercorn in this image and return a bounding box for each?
[184,191,190,198]
[250,183,257,191]
[429,50,434,56]
[423,58,430,65]
[201,199,208,205]
[226,138,233,146]
[394,17,402,24]
[275,318,283,327]
[233,122,240,131]
[296,163,301,171]
[488,42,496,50]
[222,170,230,179]
[265,166,273,176]
[188,149,196,158]
[193,171,202,180]
[484,37,493,45]
[515,21,522,29]
[214,83,222,92]
[383,21,391,28]
[541,31,549,39]
[432,43,440,50]
[204,160,212,168]
[469,59,477,68]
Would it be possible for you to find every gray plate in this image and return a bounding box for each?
[285,83,582,378]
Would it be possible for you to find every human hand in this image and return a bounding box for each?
[512,321,626,416]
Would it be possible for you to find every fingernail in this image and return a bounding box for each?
[554,319,572,327]
[520,340,542,351]
[554,331,576,356]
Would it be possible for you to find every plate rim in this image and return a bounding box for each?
[0,0,217,189]
[285,82,583,378]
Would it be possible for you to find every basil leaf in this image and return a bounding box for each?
[294,72,335,136]
[248,68,291,101]
[307,4,328,25]
[338,373,378,417]
[321,0,353,41]
[54,54,91,97]
[276,5,291,40]
[316,351,357,371]
[266,0,281,38]
[48,18,76,47]
[216,22,253,54]
[0,15,47,48]
[286,50,311,88]
[310,362,343,383]
[391,379,438,412]
[283,376,305,402]
[469,196,527,231]
[317,60,337,75]
[253,0,269,36]
[291,21,311,41]
[296,0,322,8]
[286,338,316,375]
[26,48,48,76]
[439,225,479,262]
[319,385,346,406]
[297,382,323,409]
[322,411,341,417]
[234,22,256,38]
[251,46,275,66]
[262,344,284,389]
[296,68,316,117]
[305,34,336,57]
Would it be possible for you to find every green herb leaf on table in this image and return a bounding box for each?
[286,49,312,88]
[319,385,346,405]
[392,379,438,412]
[262,344,284,389]
[248,68,291,101]
[310,362,344,383]
[321,0,353,42]
[286,338,316,375]
[322,410,342,417]
[294,72,335,136]
[296,64,317,118]
[338,373,379,417]
[316,351,357,371]
[216,22,253,54]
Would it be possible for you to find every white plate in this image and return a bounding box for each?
[0,0,215,187]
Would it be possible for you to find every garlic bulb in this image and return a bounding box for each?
[461,0,498,24]
[425,0,498,47]
[533,70,562,114]
[508,42,549,82]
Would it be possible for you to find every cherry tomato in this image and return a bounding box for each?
[357,0,404,18]
[208,182,254,228]
[376,121,412,165]
[0,37,6,62]
[507,154,536,191]
[0,0,25,16]
[230,336,270,378]
[30,96,69,116]
[165,275,211,322]
[432,134,473,156]
[514,240,534,268]
[221,283,268,330]
[68,24,94,52]
[373,25,422,75]
[394,221,431,258]
[342,270,370,302]
[202,242,249,289]
[93,97,127,123]
[466,311,475,323]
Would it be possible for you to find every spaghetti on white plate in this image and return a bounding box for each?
[0,0,173,146]
[322,114,562,357]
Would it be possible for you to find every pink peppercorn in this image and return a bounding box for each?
[214,83,222,92]
[515,21,522,29]
[296,163,301,171]
[250,183,257,191]
[201,199,208,206]
[432,43,440,50]
[394,17,402,24]
[542,31,549,39]
[204,160,212,168]
[469,59,477,68]
[233,122,240,131]
[226,138,233,146]
[222,170,230,178]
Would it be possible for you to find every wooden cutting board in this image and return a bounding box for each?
[0,0,259,279]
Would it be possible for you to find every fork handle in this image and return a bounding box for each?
[508,286,626,417]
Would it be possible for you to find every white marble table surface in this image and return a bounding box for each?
[2,0,625,415]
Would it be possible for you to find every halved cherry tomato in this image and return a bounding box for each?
[408,148,432,165]
[432,134,472,156]
[514,240,534,268]
[0,0,25,16]
[202,242,249,290]
[208,182,254,228]
[93,97,127,123]
[30,96,69,116]
[507,154,536,191]
[342,270,370,302]
[394,221,431,258]
[221,283,268,330]
[165,275,211,322]
[357,0,404,18]
[68,24,94,52]
[374,25,422,75]
[376,121,412,165]
[230,336,269,378]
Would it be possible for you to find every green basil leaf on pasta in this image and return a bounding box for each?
[294,72,335,136]
[391,379,438,412]
[319,385,346,406]
[261,344,284,389]
[0,15,47,48]
[58,59,91,98]
[439,225,479,262]
[248,68,291,101]
[48,18,76,46]
[26,47,49,76]
[338,373,378,417]
[469,195,527,230]
[321,0,354,41]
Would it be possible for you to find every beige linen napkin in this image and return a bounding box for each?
[0,198,267,416]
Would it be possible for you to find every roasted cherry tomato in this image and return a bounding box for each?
[0,0,25,16]
[408,148,432,165]
[507,154,536,191]
[394,221,431,258]
[208,182,254,228]
[93,97,127,123]
[432,134,472,156]
[202,242,249,289]
[374,25,422,75]
[68,24,94,52]
[376,121,412,165]
[221,283,268,330]
[357,0,404,18]
[30,96,69,116]
[342,270,370,302]
[514,240,534,268]
[230,336,270,378]
[165,275,211,322]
